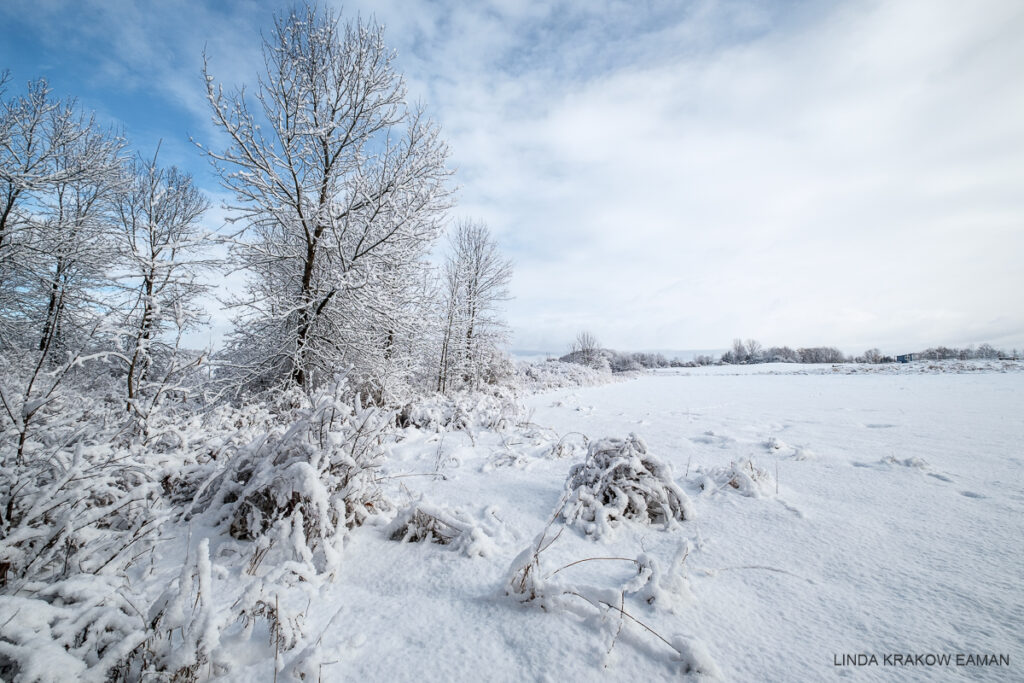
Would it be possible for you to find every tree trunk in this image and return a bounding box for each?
[292,230,319,387]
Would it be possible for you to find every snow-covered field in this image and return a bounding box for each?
[4,362,1021,681]
[249,361,1021,681]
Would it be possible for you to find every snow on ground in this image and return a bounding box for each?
[521,363,1023,680]
[222,361,1022,681]
[8,362,1017,681]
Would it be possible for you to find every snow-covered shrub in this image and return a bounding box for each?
[387,501,497,558]
[881,455,928,469]
[0,444,163,586]
[129,537,309,682]
[132,538,225,682]
[0,353,124,465]
[396,387,522,434]
[696,459,773,497]
[0,574,150,683]
[562,434,694,538]
[394,361,611,435]
[671,635,723,678]
[547,432,590,459]
[515,360,612,393]
[504,521,563,605]
[503,519,709,673]
[190,381,391,574]
[506,531,694,616]
[623,545,695,613]
[0,429,187,682]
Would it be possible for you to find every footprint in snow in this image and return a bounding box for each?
[691,431,736,449]
[864,423,898,429]
[880,455,928,469]
[959,491,986,499]
[790,446,815,460]
[853,456,958,483]
[776,498,805,518]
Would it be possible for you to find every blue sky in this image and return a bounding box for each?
[3,0,1023,355]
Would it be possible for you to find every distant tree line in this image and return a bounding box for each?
[560,333,1021,373]
[559,331,684,372]
[718,339,1019,365]
[720,339,846,364]
[904,343,1017,361]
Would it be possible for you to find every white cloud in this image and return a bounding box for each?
[5,0,1023,354]
[353,0,1024,352]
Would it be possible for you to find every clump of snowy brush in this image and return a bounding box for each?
[503,515,716,676]
[395,386,522,436]
[0,443,163,589]
[695,459,774,498]
[189,381,391,576]
[0,375,396,681]
[514,359,614,392]
[547,431,590,459]
[387,500,498,558]
[562,434,694,538]
[500,437,718,677]
[0,430,172,681]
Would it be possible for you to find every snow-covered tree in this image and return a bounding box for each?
[436,221,512,393]
[745,338,763,363]
[563,330,605,370]
[975,343,999,360]
[730,338,748,364]
[862,348,882,363]
[111,149,212,429]
[201,3,452,394]
[27,117,124,357]
[0,77,122,350]
[0,81,125,462]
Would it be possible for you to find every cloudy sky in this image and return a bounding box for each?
[3,0,1023,355]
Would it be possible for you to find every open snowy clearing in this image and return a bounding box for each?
[524,364,1023,680]
[219,362,1022,681]
[9,363,1018,681]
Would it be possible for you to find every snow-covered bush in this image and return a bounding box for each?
[515,360,612,393]
[671,635,723,678]
[624,545,695,614]
[387,501,497,558]
[547,432,590,459]
[396,386,522,434]
[0,444,163,586]
[504,521,563,605]
[881,455,928,469]
[696,459,773,497]
[562,434,694,538]
[132,538,225,681]
[190,382,391,574]
[0,573,150,683]
[503,518,710,674]
[394,361,614,436]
